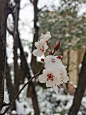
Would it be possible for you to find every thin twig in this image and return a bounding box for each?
[2,69,43,115]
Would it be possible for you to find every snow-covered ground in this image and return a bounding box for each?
[2,85,86,115]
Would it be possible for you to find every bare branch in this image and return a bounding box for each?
[38,5,46,12]
[30,0,34,5]
[2,68,43,115]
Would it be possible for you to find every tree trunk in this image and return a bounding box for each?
[68,51,86,115]
[7,4,40,115]
[18,32,40,115]
[31,0,39,74]
[0,0,8,111]
[6,60,16,110]
[13,1,20,98]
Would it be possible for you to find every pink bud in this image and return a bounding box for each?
[41,58,44,62]
[54,41,60,52]
[49,51,53,55]
[57,55,63,59]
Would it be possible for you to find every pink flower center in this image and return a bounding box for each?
[47,73,54,81]
[40,46,44,52]
[51,59,55,63]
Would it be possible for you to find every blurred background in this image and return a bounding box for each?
[3,0,86,114]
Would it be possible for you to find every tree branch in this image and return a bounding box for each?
[2,68,43,115]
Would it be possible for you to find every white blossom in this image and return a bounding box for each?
[38,69,61,94]
[40,31,51,41]
[44,55,69,84]
[33,39,48,57]
[44,55,63,69]
[58,67,69,84]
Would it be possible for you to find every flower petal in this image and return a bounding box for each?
[53,76,61,85]
[53,84,59,94]
[44,44,48,51]
[35,42,39,47]
[33,49,43,57]
[64,75,69,83]
[46,80,53,87]
[38,74,47,83]
[40,31,51,41]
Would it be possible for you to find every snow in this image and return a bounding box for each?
[16,100,33,114]
[2,86,86,115]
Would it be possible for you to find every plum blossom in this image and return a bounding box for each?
[33,31,69,94]
[44,55,63,69]
[38,69,60,94]
[33,39,48,57]
[40,31,51,41]
[44,55,69,83]
[59,67,69,84]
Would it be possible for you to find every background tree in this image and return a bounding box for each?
[0,0,8,111]
[39,0,86,114]
[1,0,86,114]
[6,0,40,114]
[39,0,86,85]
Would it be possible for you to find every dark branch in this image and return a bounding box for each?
[2,68,43,115]
[7,2,15,15]
[38,5,46,12]
[68,51,86,115]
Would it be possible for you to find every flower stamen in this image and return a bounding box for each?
[52,59,55,63]
[47,73,54,81]
[40,46,44,52]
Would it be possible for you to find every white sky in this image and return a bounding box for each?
[7,0,60,63]
[7,0,86,63]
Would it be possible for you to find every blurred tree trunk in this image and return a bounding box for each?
[6,60,16,110]
[68,51,86,115]
[31,0,39,74]
[66,49,70,90]
[18,31,40,115]
[0,0,8,110]
[28,1,40,114]
[7,0,40,114]
[13,2,20,98]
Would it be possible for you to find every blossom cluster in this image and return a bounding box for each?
[33,31,69,94]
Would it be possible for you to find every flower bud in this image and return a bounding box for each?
[57,55,63,59]
[41,58,44,62]
[54,41,60,52]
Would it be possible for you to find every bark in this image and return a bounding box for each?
[0,0,8,110]
[31,0,39,74]
[66,49,70,90]
[5,60,16,110]
[13,1,20,98]
[68,51,86,115]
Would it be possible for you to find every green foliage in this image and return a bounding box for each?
[27,112,31,115]
[45,114,49,115]
[39,0,86,55]
[24,104,27,108]
[59,109,68,115]
[37,61,44,72]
